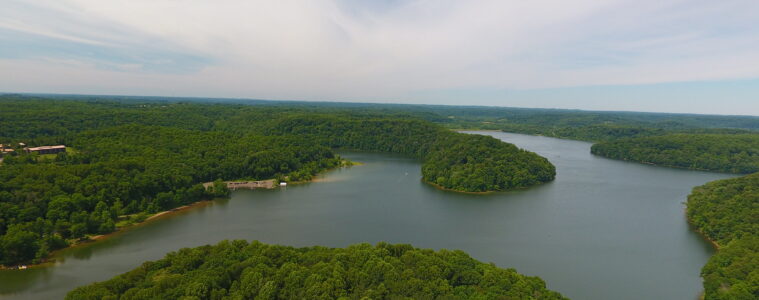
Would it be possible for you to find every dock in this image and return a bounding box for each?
[203,179,276,190]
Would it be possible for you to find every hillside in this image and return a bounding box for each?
[591,134,759,173]
[687,173,759,299]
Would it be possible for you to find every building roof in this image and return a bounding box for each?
[26,145,66,151]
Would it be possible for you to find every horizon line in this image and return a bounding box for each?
[3,91,759,118]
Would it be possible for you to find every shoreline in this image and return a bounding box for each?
[422,179,494,195]
[0,200,218,270]
[451,129,502,132]
[684,207,721,250]
[1,161,360,270]
[422,178,551,195]
[684,203,722,300]
[285,159,360,185]
[589,153,749,175]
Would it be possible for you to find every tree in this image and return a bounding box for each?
[0,224,39,264]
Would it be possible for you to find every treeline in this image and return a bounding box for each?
[66,240,567,300]
[10,94,759,143]
[590,134,759,173]
[0,95,245,141]
[258,114,556,191]
[687,173,759,299]
[423,100,759,174]
[491,121,754,142]
[422,134,555,192]
[0,125,340,265]
[0,96,555,266]
[496,123,653,141]
[426,105,759,142]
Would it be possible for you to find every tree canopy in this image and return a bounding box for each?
[66,240,567,300]
[0,125,340,265]
[0,96,555,266]
[687,173,759,299]
[591,134,759,173]
[259,114,556,192]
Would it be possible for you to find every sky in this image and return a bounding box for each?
[1,0,758,115]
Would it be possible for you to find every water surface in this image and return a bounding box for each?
[0,132,734,299]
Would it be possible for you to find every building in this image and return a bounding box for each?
[0,144,14,156]
[25,145,67,155]
[203,180,276,190]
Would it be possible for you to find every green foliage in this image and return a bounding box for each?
[499,123,666,142]
[430,105,758,142]
[0,124,340,266]
[261,114,444,157]
[591,134,759,173]
[259,114,556,192]
[423,134,555,191]
[0,96,555,266]
[66,240,567,300]
[0,95,242,141]
[687,173,759,299]
[688,173,759,245]
[700,237,759,300]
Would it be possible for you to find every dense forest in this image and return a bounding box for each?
[418,105,759,142]
[0,96,554,266]
[687,173,759,299]
[0,125,341,265]
[14,93,759,142]
[66,241,567,299]
[422,134,555,192]
[590,134,759,173]
[6,94,759,298]
[258,114,555,192]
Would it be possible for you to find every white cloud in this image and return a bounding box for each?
[1,0,758,107]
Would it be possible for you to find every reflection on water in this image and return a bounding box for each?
[0,132,735,300]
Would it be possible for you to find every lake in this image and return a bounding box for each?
[0,132,735,299]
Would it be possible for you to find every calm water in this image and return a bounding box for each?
[0,132,735,300]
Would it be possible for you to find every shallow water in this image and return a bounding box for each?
[0,132,734,299]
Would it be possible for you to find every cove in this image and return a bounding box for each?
[0,132,735,300]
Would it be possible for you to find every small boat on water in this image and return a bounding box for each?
[18,265,27,270]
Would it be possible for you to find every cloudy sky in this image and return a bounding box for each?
[1,0,758,115]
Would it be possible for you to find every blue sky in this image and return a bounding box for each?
[1,0,758,115]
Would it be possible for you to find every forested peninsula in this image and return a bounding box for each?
[431,104,759,298]
[590,134,759,174]
[0,96,555,266]
[66,241,567,300]
[263,115,555,192]
[687,173,759,299]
